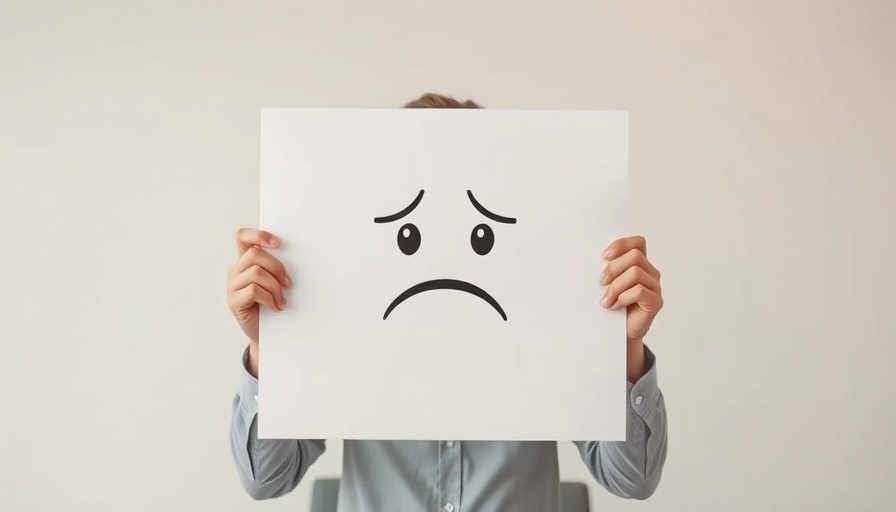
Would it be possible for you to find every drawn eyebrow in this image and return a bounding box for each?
[374,190,425,223]
[467,190,516,224]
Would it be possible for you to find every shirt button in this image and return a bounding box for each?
[445,441,454,448]
[253,394,259,402]
[634,395,643,405]
[444,504,455,512]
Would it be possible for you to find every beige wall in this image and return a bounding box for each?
[2,1,894,510]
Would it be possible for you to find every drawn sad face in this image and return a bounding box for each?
[374,190,516,321]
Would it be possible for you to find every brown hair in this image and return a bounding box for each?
[404,92,483,109]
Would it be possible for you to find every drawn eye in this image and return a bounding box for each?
[397,223,421,255]
[470,223,494,255]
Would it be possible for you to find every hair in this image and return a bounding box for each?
[403,92,483,109]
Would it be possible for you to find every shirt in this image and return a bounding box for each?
[230,346,668,511]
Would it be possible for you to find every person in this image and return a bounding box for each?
[228,93,668,511]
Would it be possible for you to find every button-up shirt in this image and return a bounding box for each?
[230,347,667,511]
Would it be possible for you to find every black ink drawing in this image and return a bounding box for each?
[374,190,517,320]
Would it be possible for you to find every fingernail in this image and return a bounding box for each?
[268,236,280,247]
[599,268,608,285]
[284,276,292,287]
[603,248,613,260]
[601,294,609,307]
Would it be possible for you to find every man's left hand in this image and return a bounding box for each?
[600,235,664,348]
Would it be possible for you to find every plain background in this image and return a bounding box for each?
[1,1,894,511]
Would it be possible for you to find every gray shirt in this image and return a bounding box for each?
[230,346,668,511]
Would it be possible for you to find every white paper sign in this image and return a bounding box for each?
[258,108,628,441]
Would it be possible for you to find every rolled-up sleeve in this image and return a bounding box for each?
[230,347,327,500]
[574,345,668,500]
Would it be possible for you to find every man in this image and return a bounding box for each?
[228,93,668,511]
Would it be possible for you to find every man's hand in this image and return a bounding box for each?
[600,235,663,382]
[226,228,291,377]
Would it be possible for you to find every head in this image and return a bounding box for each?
[404,93,483,109]
[377,93,510,321]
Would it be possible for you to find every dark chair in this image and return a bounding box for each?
[310,478,590,512]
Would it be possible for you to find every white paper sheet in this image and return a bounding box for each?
[258,108,628,441]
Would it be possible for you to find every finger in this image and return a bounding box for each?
[229,283,281,312]
[600,247,660,285]
[603,235,647,260]
[236,228,280,256]
[601,265,660,307]
[229,265,286,308]
[604,284,663,313]
[230,245,291,287]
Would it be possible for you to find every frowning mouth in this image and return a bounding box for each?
[382,279,507,321]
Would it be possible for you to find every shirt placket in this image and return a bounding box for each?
[437,440,461,512]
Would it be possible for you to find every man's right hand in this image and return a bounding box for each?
[226,228,291,377]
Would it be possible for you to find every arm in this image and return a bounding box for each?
[578,236,668,498]
[573,344,668,500]
[226,229,326,499]
[230,346,327,500]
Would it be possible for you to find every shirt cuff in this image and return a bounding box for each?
[627,344,660,417]
[239,346,260,416]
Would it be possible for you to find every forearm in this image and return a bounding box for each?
[247,341,259,378]
[575,345,668,499]
[230,346,326,500]
[626,339,648,383]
